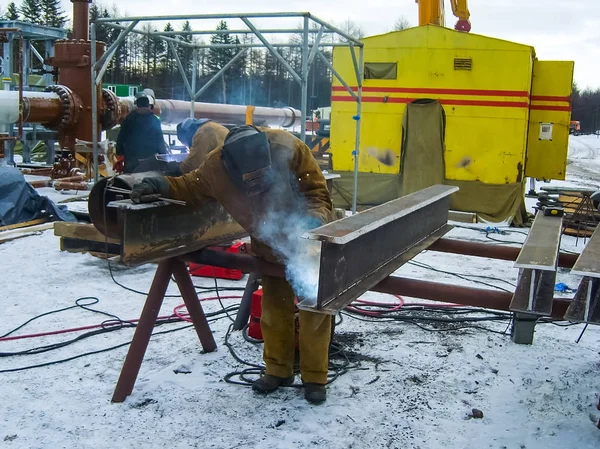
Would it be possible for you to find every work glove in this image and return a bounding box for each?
[112,155,125,173]
[130,176,170,203]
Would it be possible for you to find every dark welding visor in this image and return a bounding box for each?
[222,131,273,196]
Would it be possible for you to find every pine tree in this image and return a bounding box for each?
[40,0,66,28]
[6,2,19,20]
[207,21,247,104]
[20,0,42,24]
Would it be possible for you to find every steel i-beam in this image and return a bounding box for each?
[298,185,458,313]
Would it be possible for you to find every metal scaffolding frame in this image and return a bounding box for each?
[0,21,67,165]
[90,12,364,213]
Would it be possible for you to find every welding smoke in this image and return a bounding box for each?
[253,165,323,305]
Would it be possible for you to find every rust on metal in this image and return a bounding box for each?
[112,256,218,403]
[22,94,64,125]
[54,181,88,190]
[184,247,572,318]
[112,259,175,403]
[428,238,578,268]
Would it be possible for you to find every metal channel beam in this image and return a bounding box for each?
[299,185,458,313]
[510,213,563,317]
[108,200,247,265]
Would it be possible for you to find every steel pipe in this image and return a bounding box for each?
[0,90,301,130]
[72,0,91,40]
[429,238,579,269]
[143,99,300,128]
[184,249,572,318]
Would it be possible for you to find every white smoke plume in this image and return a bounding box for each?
[255,207,322,305]
[253,165,324,305]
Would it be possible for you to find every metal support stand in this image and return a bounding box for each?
[111,258,217,403]
[511,312,537,345]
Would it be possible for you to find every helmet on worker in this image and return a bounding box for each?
[222,125,273,196]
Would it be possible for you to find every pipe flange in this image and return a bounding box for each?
[44,85,82,129]
[100,88,121,130]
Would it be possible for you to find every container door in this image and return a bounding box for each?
[525,60,574,180]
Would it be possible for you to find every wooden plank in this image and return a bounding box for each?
[0,222,55,243]
[570,226,600,278]
[514,213,563,270]
[0,217,48,232]
[60,237,120,256]
[448,210,477,223]
[54,221,119,245]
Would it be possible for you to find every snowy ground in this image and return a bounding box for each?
[2,137,600,448]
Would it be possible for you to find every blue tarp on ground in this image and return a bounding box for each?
[0,166,76,227]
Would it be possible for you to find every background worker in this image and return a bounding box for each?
[169,118,229,176]
[130,126,334,404]
[113,95,167,173]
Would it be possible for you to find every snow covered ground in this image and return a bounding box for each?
[1,137,600,448]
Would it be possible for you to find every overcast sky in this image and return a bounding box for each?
[12,0,600,89]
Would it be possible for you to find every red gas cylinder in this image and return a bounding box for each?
[248,288,263,340]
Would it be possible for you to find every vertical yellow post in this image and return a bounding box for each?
[245,105,255,125]
[418,0,445,27]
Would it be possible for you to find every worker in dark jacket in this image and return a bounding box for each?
[114,95,167,173]
[130,126,334,404]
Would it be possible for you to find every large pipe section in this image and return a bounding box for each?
[0,90,301,130]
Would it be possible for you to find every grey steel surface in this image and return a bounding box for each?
[0,20,66,39]
[509,268,556,316]
[304,185,459,244]
[511,313,537,345]
[109,200,247,266]
[514,213,563,270]
[564,277,600,324]
[300,185,457,313]
[570,226,600,278]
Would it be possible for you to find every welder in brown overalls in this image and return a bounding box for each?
[168,119,229,175]
[130,126,334,404]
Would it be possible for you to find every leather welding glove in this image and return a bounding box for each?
[131,177,170,203]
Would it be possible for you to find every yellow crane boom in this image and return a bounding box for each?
[417,0,471,32]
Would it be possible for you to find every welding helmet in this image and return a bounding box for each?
[221,125,273,196]
[176,118,211,148]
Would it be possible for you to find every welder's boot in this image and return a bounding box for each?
[304,383,326,405]
[252,374,294,394]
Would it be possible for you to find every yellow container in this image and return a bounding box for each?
[331,25,573,184]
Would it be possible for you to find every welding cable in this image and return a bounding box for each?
[340,311,512,335]
[407,260,515,292]
[0,308,240,373]
[0,298,238,357]
[173,296,242,322]
[0,297,131,340]
[210,268,236,323]
[0,294,241,342]
[222,324,360,388]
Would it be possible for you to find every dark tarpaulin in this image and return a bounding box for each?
[0,166,76,227]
